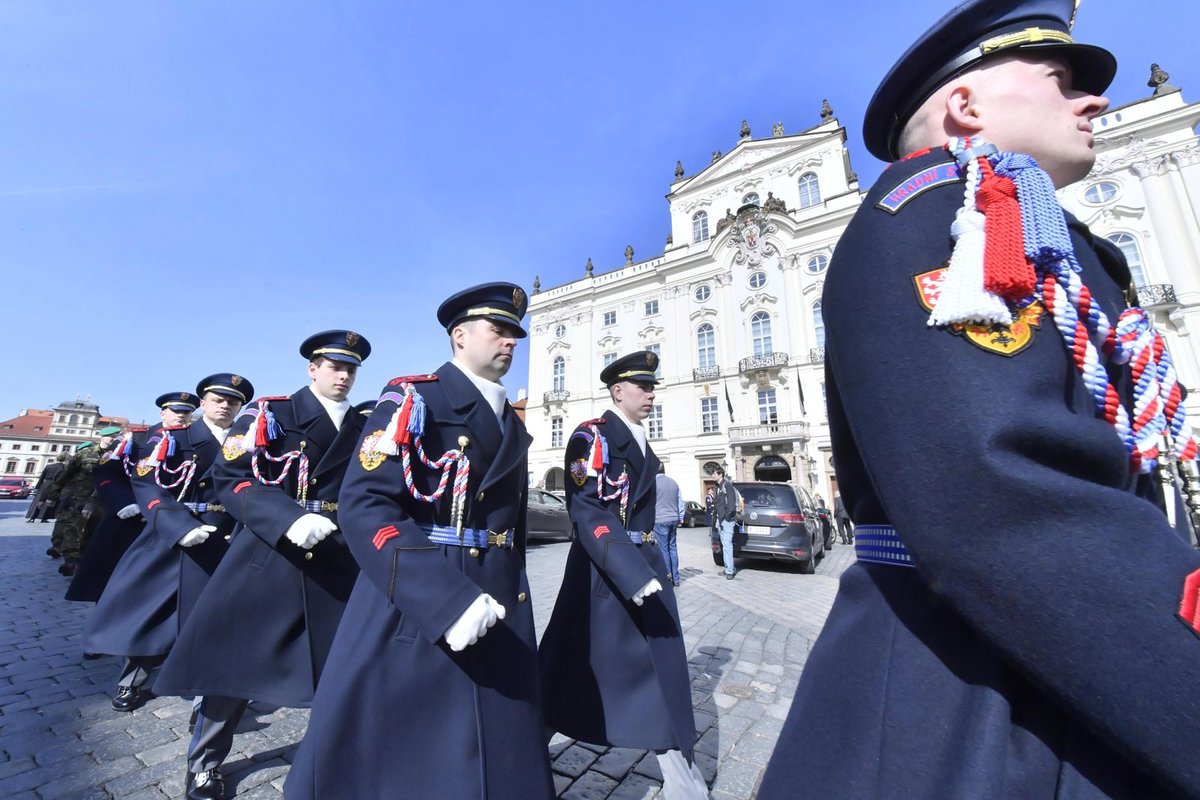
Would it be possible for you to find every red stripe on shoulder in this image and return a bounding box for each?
[372,525,401,550]
[583,417,606,425]
[147,499,161,510]
[98,480,112,488]
[233,481,253,494]
[593,525,610,539]
[387,374,439,386]
[1180,568,1200,632]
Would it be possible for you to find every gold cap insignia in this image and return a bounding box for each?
[513,288,526,316]
[230,375,243,386]
[645,351,658,370]
[346,332,361,347]
[180,392,191,401]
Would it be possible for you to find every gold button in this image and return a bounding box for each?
[517,592,527,603]
[199,482,206,488]
[310,478,317,486]
[224,535,231,541]
[477,491,485,501]
[304,552,313,560]
[468,547,480,558]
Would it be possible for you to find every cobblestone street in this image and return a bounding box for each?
[0,501,854,799]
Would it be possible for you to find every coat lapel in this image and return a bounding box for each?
[478,403,533,494]
[312,409,364,483]
[188,420,218,472]
[291,386,338,454]
[631,444,660,510]
[436,363,503,464]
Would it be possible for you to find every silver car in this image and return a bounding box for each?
[527,488,572,542]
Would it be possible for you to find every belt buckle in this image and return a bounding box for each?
[641,532,656,545]
[320,501,338,513]
[487,529,513,549]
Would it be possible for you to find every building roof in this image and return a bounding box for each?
[0,411,54,439]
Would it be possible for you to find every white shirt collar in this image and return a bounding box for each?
[609,405,647,456]
[451,358,507,421]
[308,384,351,431]
[201,416,232,445]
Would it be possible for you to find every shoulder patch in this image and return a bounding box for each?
[358,430,388,471]
[222,435,246,460]
[877,162,962,215]
[387,374,438,387]
[569,458,589,487]
[914,266,1044,357]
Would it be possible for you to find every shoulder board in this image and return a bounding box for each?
[253,395,290,403]
[583,417,605,425]
[387,374,439,387]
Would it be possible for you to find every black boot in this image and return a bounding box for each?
[111,685,145,712]
[46,546,61,558]
[58,558,78,577]
[185,768,225,800]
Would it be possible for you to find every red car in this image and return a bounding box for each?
[0,477,31,499]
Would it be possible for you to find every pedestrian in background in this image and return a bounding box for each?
[28,454,67,523]
[654,463,686,586]
[833,492,852,544]
[712,466,740,580]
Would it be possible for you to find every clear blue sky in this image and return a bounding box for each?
[0,0,1195,423]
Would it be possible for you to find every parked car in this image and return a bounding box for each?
[0,477,32,499]
[682,501,705,527]
[527,488,572,542]
[710,481,825,573]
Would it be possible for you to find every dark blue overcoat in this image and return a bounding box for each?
[538,410,696,760]
[285,363,553,800]
[757,148,1200,799]
[66,442,144,602]
[83,422,234,657]
[152,387,362,707]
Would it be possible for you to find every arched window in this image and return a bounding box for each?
[694,284,712,302]
[813,300,826,348]
[742,192,760,207]
[797,173,821,208]
[1106,232,1149,288]
[692,211,709,243]
[552,356,566,393]
[69,414,79,425]
[806,254,829,274]
[751,311,773,356]
[697,323,716,369]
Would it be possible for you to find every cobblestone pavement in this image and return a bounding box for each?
[0,500,855,799]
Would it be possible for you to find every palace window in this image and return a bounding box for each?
[798,173,821,208]
[692,211,709,243]
[552,356,566,393]
[751,311,773,356]
[813,300,826,348]
[551,417,563,448]
[1106,233,1149,288]
[696,323,716,369]
[701,396,719,433]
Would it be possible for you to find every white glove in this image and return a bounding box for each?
[117,504,140,519]
[284,513,338,549]
[178,525,216,548]
[631,578,663,606]
[444,593,506,652]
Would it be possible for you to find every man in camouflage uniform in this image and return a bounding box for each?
[51,441,107,577]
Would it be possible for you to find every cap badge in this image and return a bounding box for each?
[645,351,658,370]
[513,288,526,316]
[180,392,191,401]
[346,332,361,347]
[230,375,243,386]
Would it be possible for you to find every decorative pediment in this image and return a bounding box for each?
[802,280,824,297]
[689,307,719,322]
[732,176,765,193]
[546,340,572,356]
[638,325,666,342]
[597,334,622,349]
[1082,205,1147,229]
[739,293,779,312]
[785,154,828,176]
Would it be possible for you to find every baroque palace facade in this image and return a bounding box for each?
[524,70,1200,505]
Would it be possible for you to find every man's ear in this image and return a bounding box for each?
[945,84,984,134]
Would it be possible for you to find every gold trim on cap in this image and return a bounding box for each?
[980,27,1073,55]
[311,346,363,361]
[617,370,656,379]
[202,385,248,402]
[464,306,521,324]
[161,402,198,410]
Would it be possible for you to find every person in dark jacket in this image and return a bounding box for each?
[28,454,67,523]
[150,337,367,800]
[286,283,554,800]
[712,466,740,578]
[540,350,707,798]
[758,2,1200,797]
[833,492,852,544]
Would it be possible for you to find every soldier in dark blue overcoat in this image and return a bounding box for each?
[82,392,199,709]
[286,284,554,800]
[65,425,145,594]
[757,2,1200,798]
[152,336,368,800]
[539,351,706,796]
